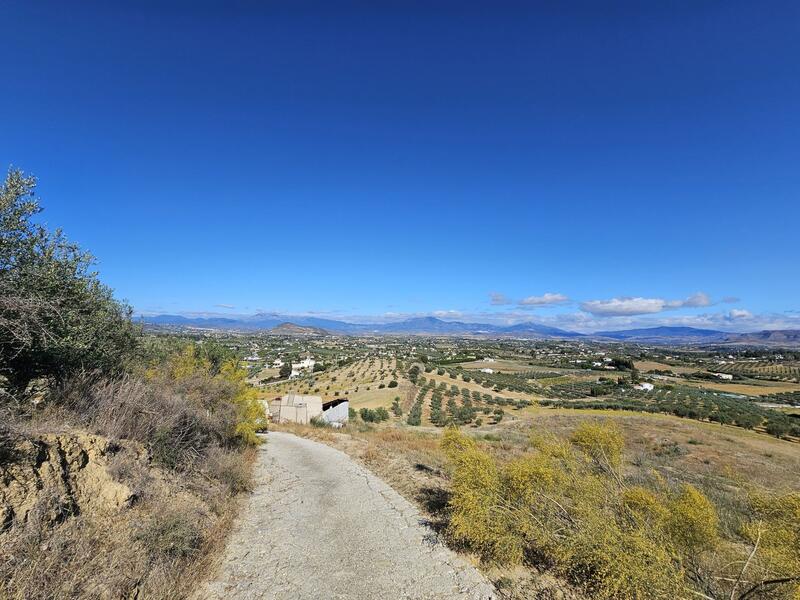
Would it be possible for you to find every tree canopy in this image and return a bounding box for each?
[0,168,139,398]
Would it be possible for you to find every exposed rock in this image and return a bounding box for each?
[0,432,145,531]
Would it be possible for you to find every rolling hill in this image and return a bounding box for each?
[267,322,329,336]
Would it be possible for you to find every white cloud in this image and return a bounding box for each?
[432,309,463,318]
[581,292,713,316]
[580,297,669,316]
[518,293,570,307]
[489,292,512,306]
[214,303,236,309]
[678,292,712,308]
[727,309,753,320]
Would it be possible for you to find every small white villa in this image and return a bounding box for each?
[290,357,318,378]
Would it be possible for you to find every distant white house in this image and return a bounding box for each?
[480,368,494,374]
[272,359,284,368]
[296,357,316,370]
[243,354,260,362]
[712,372,734,381]
[634,383,655,392]
[483,357,496,363]
[290,357,318,378]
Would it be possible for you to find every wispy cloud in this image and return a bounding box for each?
[489,292,512,306]
[726,308,753,320]
[580,292,713,316]
[489,292,570,308]
[432,309,464,318]
[519,292,570,307]
[214,303,236,309]
[677,292,712,308]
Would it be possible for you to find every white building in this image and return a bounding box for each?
[289,357,318,378]
[268,394,322,424]
[267,394,348,425]
[634,383,655,392]
[296,357,316,369]
[713,372,734,380]
[480,368,494,374]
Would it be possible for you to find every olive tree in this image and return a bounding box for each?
[0,168,138,398]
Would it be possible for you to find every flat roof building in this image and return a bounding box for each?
[268,393,349,425]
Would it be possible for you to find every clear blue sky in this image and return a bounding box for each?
[2,1,798,332]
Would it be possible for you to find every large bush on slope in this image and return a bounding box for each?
[0,168,138,399]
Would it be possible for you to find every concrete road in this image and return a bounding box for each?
[200,431,496,600]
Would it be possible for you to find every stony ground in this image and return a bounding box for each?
[200,431,496,600]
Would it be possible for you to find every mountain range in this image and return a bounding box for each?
[139,313,581,338]
[138,313,800,345]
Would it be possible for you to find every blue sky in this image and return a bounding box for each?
[2,1,798,332]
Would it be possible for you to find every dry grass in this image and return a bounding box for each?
[0,448,254,600]
[634,360,697,374]
[279,407,800,599]
[261,357,409,409]
[511,408,800,491]
[682,379,800,396]
[459,359,539,373]
[0,371,260,600]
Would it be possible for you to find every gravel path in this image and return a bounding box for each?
[200,431,496,600]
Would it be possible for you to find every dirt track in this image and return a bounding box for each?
[200,431,496,600]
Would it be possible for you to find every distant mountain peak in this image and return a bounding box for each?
[268,322,328,336]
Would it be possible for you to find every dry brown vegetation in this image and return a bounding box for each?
[282,404,800,600]
[0,347,265,600]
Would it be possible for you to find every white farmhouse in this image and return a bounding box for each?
[290,357,318,378]
[296,357,316,370]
